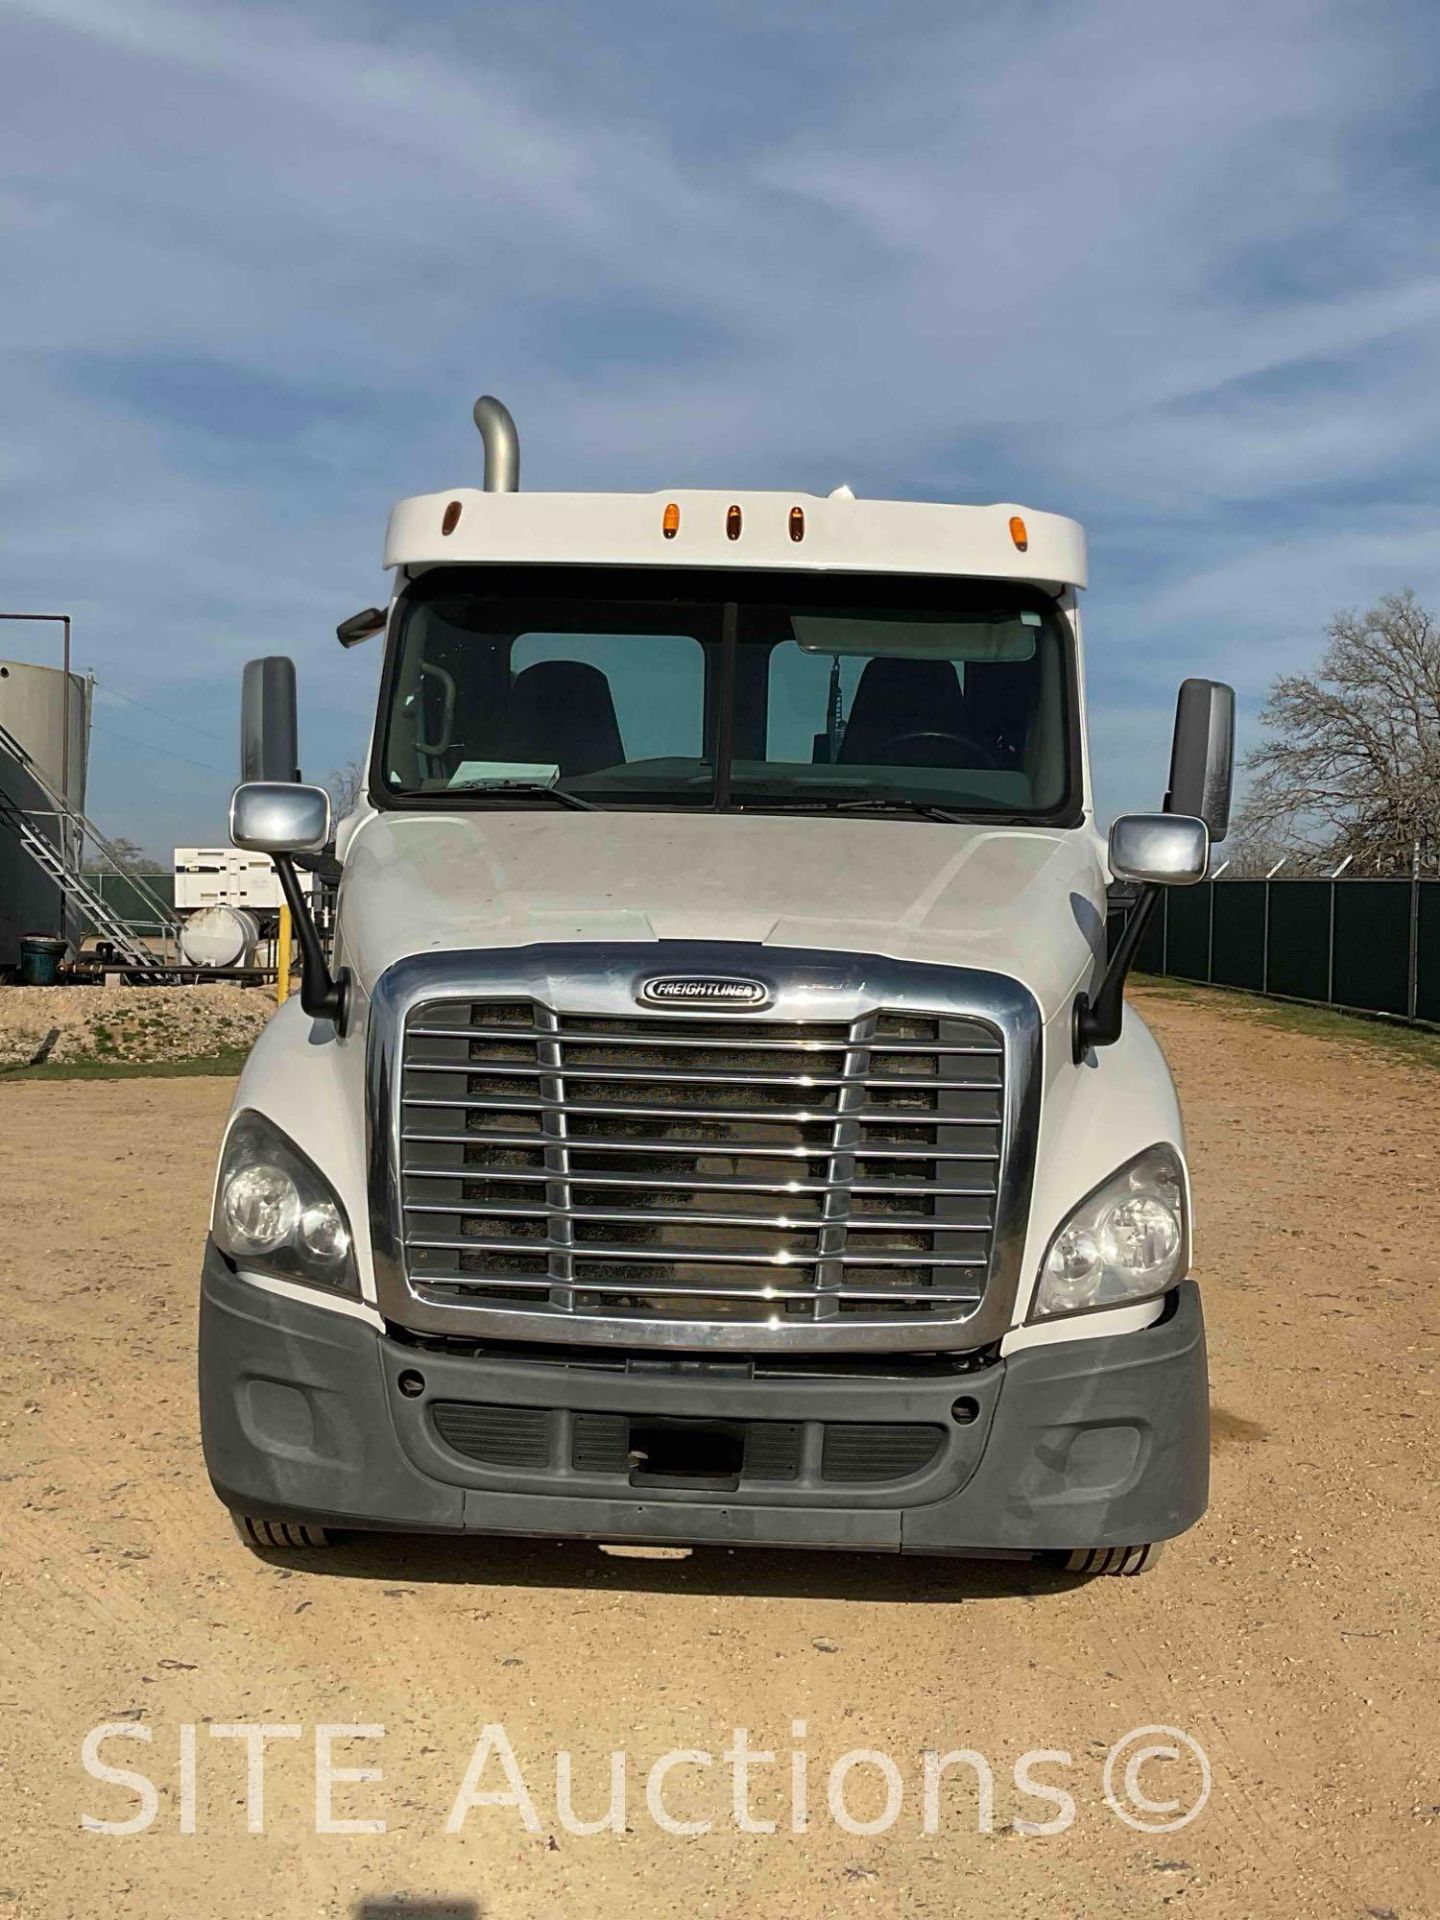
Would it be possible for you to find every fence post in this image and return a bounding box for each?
[1409,840,1421,1022]
[1327,880,1336,1004]
[1206,879,1215,983]
[1262,879,1271,993]
[1161,887,1169,976]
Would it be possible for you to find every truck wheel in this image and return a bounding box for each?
[1063,1542,1165,1577]
[231,1512,335,1551]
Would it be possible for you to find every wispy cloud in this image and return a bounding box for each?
[3,0,1439,846]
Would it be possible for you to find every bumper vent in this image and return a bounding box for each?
[429,1401,551,1469]
[821,1422,945,1483]
[431,1400,944,1488]
[397,996,1004,1336]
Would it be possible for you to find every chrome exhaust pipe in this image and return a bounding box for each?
[472,395,520,492]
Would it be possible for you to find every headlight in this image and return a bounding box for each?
[1033,1144,1187,1320]
[213,1111,359,1297]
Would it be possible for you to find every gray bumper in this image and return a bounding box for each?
[199,1245,1208,1556]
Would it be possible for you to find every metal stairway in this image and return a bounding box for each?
[0,718,180,971]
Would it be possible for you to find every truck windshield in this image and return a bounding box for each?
[376,567,1077,821]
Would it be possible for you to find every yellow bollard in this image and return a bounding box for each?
[277,902,292,1004]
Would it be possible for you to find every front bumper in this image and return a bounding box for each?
[198,1244,1209,1556]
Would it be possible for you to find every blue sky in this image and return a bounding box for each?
[4,0,1440,855]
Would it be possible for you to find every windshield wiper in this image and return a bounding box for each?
[455,783,596,811]
[833,799,1040,826]
[736,789,970,824]
[831,797,969,823]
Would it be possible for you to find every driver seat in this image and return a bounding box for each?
[509,661,625,776]
[837,657,969,764]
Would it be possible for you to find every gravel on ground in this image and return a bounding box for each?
[0,983,274,1068]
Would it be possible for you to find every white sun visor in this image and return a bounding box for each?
[791,611,1041,661]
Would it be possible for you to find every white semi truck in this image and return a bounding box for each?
[200,396,1233,1576]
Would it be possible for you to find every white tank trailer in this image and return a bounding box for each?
[0,658,92,968]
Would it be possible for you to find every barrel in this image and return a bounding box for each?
[18,935,67,986]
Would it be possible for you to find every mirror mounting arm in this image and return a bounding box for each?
[273,852,349,1030]
[1071,885,1159,1061]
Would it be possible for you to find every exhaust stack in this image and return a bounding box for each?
[472,395,520,492]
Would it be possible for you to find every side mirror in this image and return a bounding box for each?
[1166,678,1234,841]
[241,656,300,784]
[230,782,332,855]
[1076,807,1211,1060]
[230,782,348,1030]
[1075,677,1234,1060]
[337,606,387,648]
[1109,812,1209,887]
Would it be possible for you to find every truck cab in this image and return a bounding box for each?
[200,397,1231,1575]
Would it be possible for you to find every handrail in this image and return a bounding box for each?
[0,716,179,936]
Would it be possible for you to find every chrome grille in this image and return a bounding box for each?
[398,996,1005,1330]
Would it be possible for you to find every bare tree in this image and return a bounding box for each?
[81,833,155,876]
[1236,589,1440,875]
[326,758,366,819]
[1214,824,1323,878]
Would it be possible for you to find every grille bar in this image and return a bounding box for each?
[404,1128,999,1163]
[407,1059,991,1091]
[399,995,1004,1328]
[416,1272,984,1304]
[403,1164,997,1199]
[403,1094,999,1126]
[412,1240,987,1271]
[405,1201,992,1232]
[409,1023,1000,1056]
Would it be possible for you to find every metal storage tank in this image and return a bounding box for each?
[0,658,93,968]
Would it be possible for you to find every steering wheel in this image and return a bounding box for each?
[869,728,1002,770]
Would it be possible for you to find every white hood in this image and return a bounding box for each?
[339,810,1108,1020]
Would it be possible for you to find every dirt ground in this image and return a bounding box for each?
[0,984,1436,1919]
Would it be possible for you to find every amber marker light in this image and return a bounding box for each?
[726,504,743,540]
[442,500,463,535]
[789,506,805,542]
[662,502,680,539]
[1008,515,1028,552]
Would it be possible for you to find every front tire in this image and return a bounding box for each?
[1063,1542,1165,1577]
[231,1512,335,1551]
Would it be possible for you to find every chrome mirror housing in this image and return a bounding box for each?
[1109,812,1209,887]
[230,781,332,855]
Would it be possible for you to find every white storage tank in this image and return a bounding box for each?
[0,658,92,969]
[179,906,261,970]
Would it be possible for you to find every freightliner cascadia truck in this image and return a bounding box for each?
[201,396,1233,1577]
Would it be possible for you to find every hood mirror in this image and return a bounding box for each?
[230,781,332,855]
[1109,812,1209,887]
[1074,675,1235,1061]
[230,781,347,1031]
